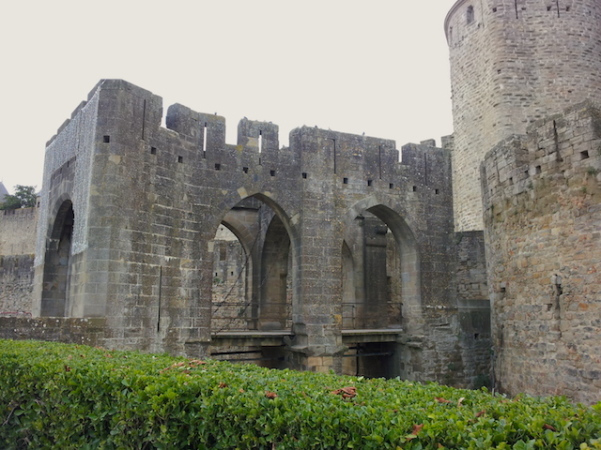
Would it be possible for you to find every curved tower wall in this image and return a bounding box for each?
[446,0,601,231]
[481,102,601,404]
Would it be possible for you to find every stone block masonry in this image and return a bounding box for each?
[0,207,38,256]
[446,0,601,231]
[0,255,34,316]
[481,101,601,404]
[0,207,38,314]
[0,79,491,389]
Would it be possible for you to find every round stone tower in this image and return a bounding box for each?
[445,0,601,231]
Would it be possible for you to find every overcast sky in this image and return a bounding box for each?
[0,1,456,194]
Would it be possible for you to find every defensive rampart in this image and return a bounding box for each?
[0,207,38,315]
[481,101,601,403]
[446,0,601,230]
[0,79,491,387]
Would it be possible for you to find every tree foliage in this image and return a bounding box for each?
[0,185,37,210]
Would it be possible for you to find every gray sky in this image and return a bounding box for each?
[0,0,456,194]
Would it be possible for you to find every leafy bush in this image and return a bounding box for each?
[0,340,600,449]
[0,185,37,210]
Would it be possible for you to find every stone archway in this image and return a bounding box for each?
[341,200,421,378]
[210,195,294,334]
[342,201,421,329]
[40,200,74,317]
[258,213,291,331]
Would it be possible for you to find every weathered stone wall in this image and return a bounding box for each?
[0,317,106,347]
[481,101,601,404]
[0,255,34,316]
[446,0,601,231]
[14,79,490,387]
[455,231,491,388]
[0,207,38,256]
[0,207,38,314]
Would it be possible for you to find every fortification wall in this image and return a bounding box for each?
[14,79,492,387]
[446,0,601,231]
[481,101,601,404]
[0,255,34,316]
[0,207,39,315]
[0,207,38,256]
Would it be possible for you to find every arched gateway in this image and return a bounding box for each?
[30,80,490,386]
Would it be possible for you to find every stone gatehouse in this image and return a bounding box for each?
[4,0,600,404]
[0,79,490,387]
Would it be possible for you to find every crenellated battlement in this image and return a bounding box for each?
[45,79,450,201]
[23,77,473,385]
[446,0,601,231]
[481,101,601,216]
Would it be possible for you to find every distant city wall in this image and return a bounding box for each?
[0,206,38,315]
[0,207,38,256]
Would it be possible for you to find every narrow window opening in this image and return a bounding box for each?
[270,169,276,177]
[509,177,514,185]
[581,151,590,160]
[435,189,440,195]
[467,5,474,24]
[412,186,417,192]
[103,135,110,143]
[231,271,234,276]
[258,130,263,153]
[492,7,497,12]
[367,179,373,187]
[343,177,349,185]
[150,146,157,155]
[525,170,530,177]
[215,163,221,171]
[302,172,307,179]
[178,156,183,163]
[547,5,552,11]
[203,123,208,153]
[474,333,480,340]
[389,183,394,189]
[536,165,542,174]
[243,167,249,173]
[565,6,570,11]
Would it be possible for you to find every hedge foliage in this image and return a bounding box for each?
[0,340,600,449]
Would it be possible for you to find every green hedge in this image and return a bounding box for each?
[0,340,600,449]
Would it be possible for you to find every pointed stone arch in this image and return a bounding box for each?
[344,197,422,325]
[210,192,297,333]
[259,213,291,330]
[40,199,74,317]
